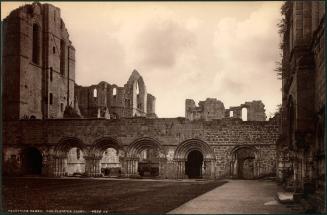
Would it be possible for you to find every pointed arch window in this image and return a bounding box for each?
[32,24,40,64]
[60,39,66,75]
[136,81,139,95]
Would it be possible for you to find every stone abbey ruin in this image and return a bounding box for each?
[1,2,325,211]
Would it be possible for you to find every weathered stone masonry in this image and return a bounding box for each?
[3,117,279,179]
[2,2,279,180]
[75,70,157,119]
[186,98,266,121]
[277,1,325,212]
[2,3,75,120]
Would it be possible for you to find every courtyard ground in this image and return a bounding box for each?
[169,179,304,214]
[2,177,226,213]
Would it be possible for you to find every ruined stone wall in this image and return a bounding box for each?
[124,70,147,117]
[313,4,325,114]
[200,98,225,121]
[185,98,225,121]
[3,117,279,179]
[186,99,266,122]
[185,99,200,120]
[312,2,325,211]
[244,101,266,121]
[279,1,325,212]
[74,70,156,119]
[146,94,157,118]
[74,85,91,117]
[2,3,75,120]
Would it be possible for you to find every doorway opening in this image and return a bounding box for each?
[22,147,43,175]
[185,150,203,178]
[138,148,159,177]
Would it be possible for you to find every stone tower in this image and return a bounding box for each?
[2,3,75,120]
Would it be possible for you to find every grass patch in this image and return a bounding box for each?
[3,177,227,213]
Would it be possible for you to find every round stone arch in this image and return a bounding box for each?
[229,145,260,179]
[174,139,216,179]
[127,137,165,157]
[55,137,86,157]
[53,137,86,176]
[125,137,166,177]
[92,137,124,157]
[229,145,259,157]
[92,137,125,176]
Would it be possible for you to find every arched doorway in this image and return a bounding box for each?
[138,148,160,177]
[21,147,43,175]
[126,137,164,178]
[174,139,216,179]
[100,148,121,177]
[186,150,203,178]
[66,147,85,176]
[55,137,86,176]
[231,146,256,179]
[93,137,123,177]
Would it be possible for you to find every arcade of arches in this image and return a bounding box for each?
[3,117,279,179]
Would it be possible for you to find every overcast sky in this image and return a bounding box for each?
[2,1,283,118]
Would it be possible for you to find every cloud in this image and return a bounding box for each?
[210,3,282,111]
[135,19,196,69]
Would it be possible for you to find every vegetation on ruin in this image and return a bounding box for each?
[275,2,290,81]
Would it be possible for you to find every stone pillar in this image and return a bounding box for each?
[177,160,182,179]
[181,160,185,178]
[85,156,101,177]
[203,160,208,178]
[253,160,257,178]
[203,160,215,179]
[52,156,66,177]
[42,154,49,176]
[124,158,139,177]
[233,159,238,176]
[159,158,167,178]
[174,159,186,179]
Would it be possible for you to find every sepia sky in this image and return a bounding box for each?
[2,1,283,118]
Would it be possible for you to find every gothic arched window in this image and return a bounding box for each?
[32,24,40,64]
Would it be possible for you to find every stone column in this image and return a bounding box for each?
[178,160,182,179]
[159,158,167,178]
[233,159,238,176]
[127,158,133,176]
[203,160,215,179]
[181,160,185,178]
[85,156,101,177]
[95,156,102,177]
[212,160,216,179]
[175,159,186,179]
[124,158,139,177]
[253,160,257,178]
[42,154,49,176]
[132,158,139,176]
[52,156,66,177]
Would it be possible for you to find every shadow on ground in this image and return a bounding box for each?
[2,177,227,213]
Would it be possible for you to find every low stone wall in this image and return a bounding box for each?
[3,117,279,179]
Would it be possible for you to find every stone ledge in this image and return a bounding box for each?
[277,191,294,203]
